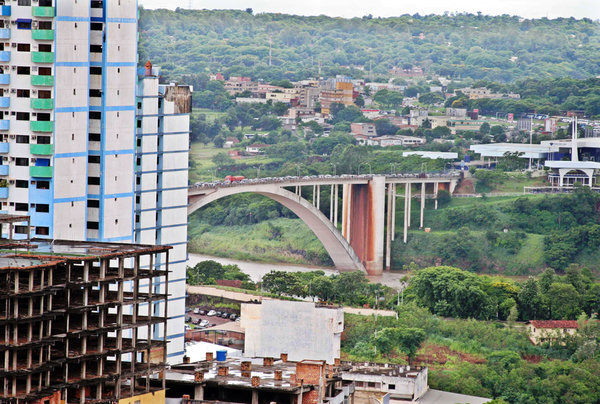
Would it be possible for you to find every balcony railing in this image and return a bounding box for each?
[0,165,8,176]
[0,187,7,199]
[32,7,55,17]
[30,98,53,110]
[31,75,53,86]
[32,29,54,40]
[0,143,9,154]
[0,6,10,17]
[0,120,9,131]
[30,121,53,132]
[30,166,52,178]
[0,29,10,40]
[0,51,10,63]
[0,97,9,108]
[30,144,53,155]
[31,52,54,63]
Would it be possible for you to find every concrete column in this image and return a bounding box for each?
[316,185,320,210]
[365,176,386,275]
[404,184,409,243]
[385,184,393,271]
[407,184,412,228]
[420,183,425,229]
[194,385,204,400]
[334,184,339,228]
[391,183,396,241]
[330,185,334,221]
[341,184,352,243]
[252,390,259,404]
[312,185,316,205]
[434,182,439,210]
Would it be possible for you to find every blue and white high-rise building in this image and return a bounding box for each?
[0,0,190,363]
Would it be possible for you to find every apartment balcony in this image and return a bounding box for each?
[30,121,53,132]
[0,165,8,176]
[31,98,53,110]
[0,6,10,17]
[0,97,9,108]
[0,74,9,85]
[0,143,9,154]
[0,29,10,40]
[31,75,53,86]
[0,51,10,63]
[30,166,52,178]
[0,187,7,199]
[31,29,54,41]
[30,144,53,155]
[31,52,54,63]
[0,120,9,131]
[32,7,55,18]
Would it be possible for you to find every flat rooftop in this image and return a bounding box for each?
[0,238,171,269]
[342,362,426,378]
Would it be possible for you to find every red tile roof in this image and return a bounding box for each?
[529,320,579,329]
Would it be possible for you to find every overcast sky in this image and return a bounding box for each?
[139,0,600,20]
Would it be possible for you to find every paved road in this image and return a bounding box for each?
[186,285,397,318]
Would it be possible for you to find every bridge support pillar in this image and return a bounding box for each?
[343,177,385,276]
[316,185,320,210]
[386,184,393,271]
[334,184,339,229]
[407,184,412,228]
[404,184,410,243]
[391,183,396,241]
[420,183,425,229]
[434,182,439,209]
[342,184,352,244]
[330,185,334,221]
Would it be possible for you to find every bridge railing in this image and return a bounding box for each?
[189,172,462,191]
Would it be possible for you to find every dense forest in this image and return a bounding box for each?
[138,8,600,83]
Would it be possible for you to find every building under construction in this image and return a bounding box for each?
[0,215,170,404]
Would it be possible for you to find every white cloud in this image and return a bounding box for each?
[139,0,600,20]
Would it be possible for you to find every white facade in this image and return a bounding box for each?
[341,365,428,401]
[136,69,191,364]
[241,300,343,364]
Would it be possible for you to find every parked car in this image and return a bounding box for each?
[229,314,237,320]
[185,316,192,323]
[207,310,216,317]
[235,317,241,322]
[221,312,229,318]
[192,318,200,325]
[193,308,200,314]
[186,307,192,313]
[199,310,206,315]
[200,320,210,327]
[185,325,191,331]
[215,311,222,317]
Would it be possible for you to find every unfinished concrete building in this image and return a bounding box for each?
[155,354,355,404]
[0,215,170,404]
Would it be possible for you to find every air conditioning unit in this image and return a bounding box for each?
[30,158,36,163]
[30,203,35,207]
[32,112,36,116]
[9,202,13,206]
[8,179,13,184]
[9,156,14,161]
[9,135,14,139]
[32,66,37,72]
[32,21,38,28]
[10,65,15,70]
[10,21,16,26]
[31,135,36,140]
[9,88,15,93]
[2,135,6,140]
[2,89,6,95]
[10,43,15,48]
[2,157,6,161]
[32,90,37,94]
[31,181,35,185]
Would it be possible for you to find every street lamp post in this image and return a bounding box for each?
[390,163,398,175]
[207,169,216,182]
[257,164,265,178]
[331,163,337,176]
[358,163,372,175]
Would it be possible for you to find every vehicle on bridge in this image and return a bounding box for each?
[225,175,245,182]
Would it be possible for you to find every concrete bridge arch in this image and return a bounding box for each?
[188,184,366,273]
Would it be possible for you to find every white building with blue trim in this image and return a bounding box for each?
[0,0,190,363]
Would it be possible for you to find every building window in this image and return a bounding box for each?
[38,91,52,99]
[87,199,100,208]
[17,44,31,52]
[91,22,103,31]
[15,203,28,212]
[90,66,102,75]
[389,384,395,391]
[89,133,101,142]
[16,112,30,121]
[91,1,103,8]
[36,204,49,213]
[15,158,29,166]
[16,135,29,144]
[16,66,30,75]
[87,177,100,185]
[38,21,52,30]
[39,44,52,53]
[35,226,49,235]
[90,44,103,53]
[88,155,100,164]
[37,136,51,144]
[14,225,28,234]
[36,180,50,189]
[18,0,31,5]
[37,113,51,121]
[89,111,101,120]
[135,195,140,204]
[87,221,99,230]
[89,89,102,98]
[16,89,30,98]
[15,180,28,188]
[17,21,32,30]
[38,67,52,76]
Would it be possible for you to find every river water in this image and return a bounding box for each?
[187,253,405,289]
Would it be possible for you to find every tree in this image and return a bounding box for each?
[548,283,581,319]
[213,135,225,148]
[480,122,491,135]
[418,91,445,105]
[245,8,253,14]
[518,277,540,320]
[398,328,426,364]
[212,152,234,167]
[354,96,365,108]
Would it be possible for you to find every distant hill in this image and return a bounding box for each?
[138,8,600,83]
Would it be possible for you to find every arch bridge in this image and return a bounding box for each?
[188,174,460,276]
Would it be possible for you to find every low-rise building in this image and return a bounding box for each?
[351,123,377,137]
[246,144,271,154]
[320,82,354,115]
[403,151,458,159]
[528,320,579,345]
[224,138,240,149]
[375,135,425,147]
[341,362,428,402]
